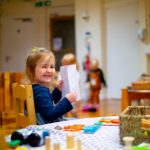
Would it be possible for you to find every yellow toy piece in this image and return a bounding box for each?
[15,147,28,150]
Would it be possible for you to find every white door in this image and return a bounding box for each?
[1,16,33,71]
[106,1,141,98]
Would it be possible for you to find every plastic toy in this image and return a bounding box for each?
[83,125,101,133]
[7,140,21,148]
[64,124,85,131]
[111,119,120,124]
[95,118,120,125]
[130,146,150,150]
[94,121,103,126]
[15,147,28,150]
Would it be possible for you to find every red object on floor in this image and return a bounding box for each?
[82,105,97,112]
[82,105,92,111]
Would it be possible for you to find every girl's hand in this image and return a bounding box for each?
[66,92,77,103]
[56,80,64,91]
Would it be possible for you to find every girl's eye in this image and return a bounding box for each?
[50,65,55,69]
[41,64,55,69]
[42,65,48,68]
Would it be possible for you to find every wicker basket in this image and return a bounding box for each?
[119,106,150,145]
[131,81,150,90]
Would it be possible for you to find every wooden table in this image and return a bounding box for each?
[121,88,150,111]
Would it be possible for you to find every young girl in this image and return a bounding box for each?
[25,48,77,125]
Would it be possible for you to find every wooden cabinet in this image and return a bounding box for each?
[121,88,150,111]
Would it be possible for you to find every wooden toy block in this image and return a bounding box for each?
[123,136,134,150]
[66,134,74,149]
[76,138,82,150]
[53,142,60,150]
[45,136,51,150]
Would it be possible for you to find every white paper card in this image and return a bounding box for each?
[60,64,81,100]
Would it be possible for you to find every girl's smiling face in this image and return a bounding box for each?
[33,56,56,86]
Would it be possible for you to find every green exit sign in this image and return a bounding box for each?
[35,0,51,7]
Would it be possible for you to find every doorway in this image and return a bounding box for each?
[49,16,75,71]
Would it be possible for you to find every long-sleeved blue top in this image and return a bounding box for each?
[32,84,73,125]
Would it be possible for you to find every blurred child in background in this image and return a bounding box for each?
[61,53,79,71]
[86,58,107,109]
[61,53,80,117]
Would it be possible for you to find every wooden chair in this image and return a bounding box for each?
[0,130,8,150]
[12,83,36,128]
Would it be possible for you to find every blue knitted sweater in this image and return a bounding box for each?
[32,84,73,125]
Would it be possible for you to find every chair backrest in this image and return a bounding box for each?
[12,83,36,128]
[0,130,7,150]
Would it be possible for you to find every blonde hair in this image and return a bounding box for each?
[61,53,79,70]
[91,58,99,69]
[22,47,55,84]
